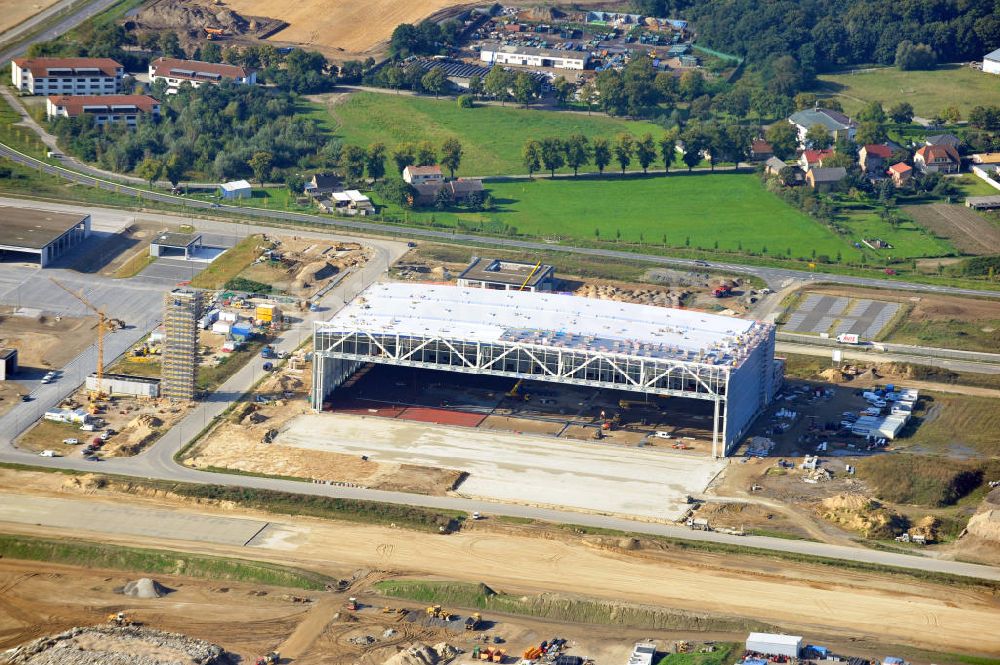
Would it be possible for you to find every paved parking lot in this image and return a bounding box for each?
[134,233,236,286]
[783,293,900,339]
[278,413,725,520]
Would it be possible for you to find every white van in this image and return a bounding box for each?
[654,431,672,439]
[39,450,57,457]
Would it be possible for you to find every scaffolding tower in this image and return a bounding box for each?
[161,288,202,400]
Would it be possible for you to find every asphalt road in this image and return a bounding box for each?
[0,0,120,62]
[775,342,1000,375]
[4,143,1000,301]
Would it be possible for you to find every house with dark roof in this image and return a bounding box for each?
[914,144,960,174]
[805,166,847,192]
[788,108,857,146]
[858,144,893,175]
[925,133,960,149]
[749,139,773,161]
[304,173,342,197]
[447,178,485,202]
[888,162,912,187]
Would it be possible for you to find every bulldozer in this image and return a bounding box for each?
[426,605,452,620]
[107,611,135,627]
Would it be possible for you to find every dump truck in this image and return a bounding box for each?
[255,652,280,665]
[345,597,358,611]
[712,284,732,298]
[465,612,482,630]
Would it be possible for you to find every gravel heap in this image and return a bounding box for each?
[118,578,170,599]
[3,626,233,665]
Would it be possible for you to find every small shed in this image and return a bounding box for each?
[219,179,252,200]
[746,633,802,658]
[150,231,203,258]
[0,348,18,380]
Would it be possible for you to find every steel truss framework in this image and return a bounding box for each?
[314,329,745,457]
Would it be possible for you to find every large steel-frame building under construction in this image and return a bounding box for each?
[313,284,780,456]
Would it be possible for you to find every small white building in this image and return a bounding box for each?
[746,633,802,658]
[479,42,589,70]
[984,47,1000,75]
[219,179,252,200]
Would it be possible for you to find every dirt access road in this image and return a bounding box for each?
[1,481,998,656]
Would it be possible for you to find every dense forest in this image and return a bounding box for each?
[635,0,1000,71]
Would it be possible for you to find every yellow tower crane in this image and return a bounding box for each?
[49,277,109,398]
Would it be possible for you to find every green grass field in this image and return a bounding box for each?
[377,173,952,260]
[816,65,1000,117]
[308,92,664,177]
[0,533,334,590]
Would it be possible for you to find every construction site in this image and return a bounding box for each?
[1,464,998,664]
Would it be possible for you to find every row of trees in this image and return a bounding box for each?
[520,123,758,177]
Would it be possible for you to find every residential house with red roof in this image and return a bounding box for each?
[798,149,834,171]
[914,144,960,174]
[887,162,912,187]
[858,144,893,176]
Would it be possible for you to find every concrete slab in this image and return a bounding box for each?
[277,413,726,520]
[0,493,273,546]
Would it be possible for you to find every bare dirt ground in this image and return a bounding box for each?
[0,381,29,418]
[2,468,999,658]
[0,308,95,371]
[239,237,368,299]
[184,359,462,494]
[903,204,1000,255]
[0,0,61,35]
[63,221,165,277]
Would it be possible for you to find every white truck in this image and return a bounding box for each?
[836,333,861,344]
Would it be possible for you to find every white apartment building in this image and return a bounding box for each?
[46,95,161,127]
[12,57,123,95]
[148,57,256,93]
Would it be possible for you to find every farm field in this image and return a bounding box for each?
[902,204,1000,255]
[308,92,664,177]
[379,173,954,260]
[816,65,1000,117]
[220,0,600,58]
[0,0,62,35]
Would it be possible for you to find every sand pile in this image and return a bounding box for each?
[384,643,460,665]
[574,283,682,307]
[967,509,1000,542]
[118,578,170,598]
[820,494,904,538]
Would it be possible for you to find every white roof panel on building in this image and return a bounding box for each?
[747,633,802,646]
[318,283,770,367]
[220,179,251,191]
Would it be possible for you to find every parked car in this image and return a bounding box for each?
[62,438,79,445]
[39,450,57,457]
[20,395,32,402]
